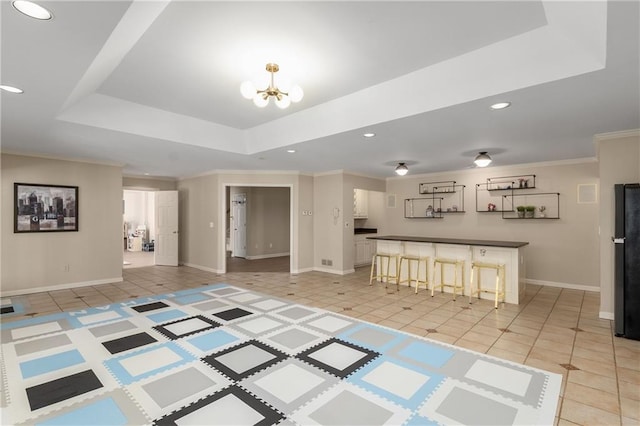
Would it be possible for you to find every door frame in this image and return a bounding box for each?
[219,183,294,273]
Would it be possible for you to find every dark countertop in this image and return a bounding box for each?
[355,228,378,234]
[367,235,529,248]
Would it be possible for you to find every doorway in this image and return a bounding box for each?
[224,185,292,273]
[123,189,155,268]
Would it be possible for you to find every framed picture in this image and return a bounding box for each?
[14,183,78,233]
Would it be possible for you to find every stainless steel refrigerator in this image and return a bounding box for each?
[614,183,640,340]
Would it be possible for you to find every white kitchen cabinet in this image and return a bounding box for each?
[353,189,368,219]
[354,234,376,266]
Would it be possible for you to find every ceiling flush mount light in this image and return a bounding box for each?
[363,133,376,138]
[395,163,409,176]
[240,63,303,109]
[474,152,492,167]
[12,0,52,20]
[491,102,511,110]
[0,85,24,94]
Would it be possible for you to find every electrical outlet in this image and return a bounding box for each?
[269,243,273,248]
[321,259,327,265]
[327,260,333,266]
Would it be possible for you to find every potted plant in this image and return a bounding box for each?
[516,205,526,218]
[538,205,546,218]
[525,205,535,218]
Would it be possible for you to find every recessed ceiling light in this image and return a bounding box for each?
[363,133,376,138]
[287,149,296,153]
[0,85,24,94]
[144,173,150,176]
[491,102,511,110]
[12,1,52,20]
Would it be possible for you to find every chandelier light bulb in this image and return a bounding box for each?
[289,85,304,103]
[275,96,291,109]
[240,81,256,99]
[253,94,269,108]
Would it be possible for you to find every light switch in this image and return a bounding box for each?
[209,222,214,228]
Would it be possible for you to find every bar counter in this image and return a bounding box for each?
[367,235,529,249]
[366,235,529,304]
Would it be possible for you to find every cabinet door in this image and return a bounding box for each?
[355,240,367,265]
[367,240,377,261]
[354,189,369,218]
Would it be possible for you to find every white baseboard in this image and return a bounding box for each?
[526,279,600,292]
[246,252,290,260]
[313,267,355,275]
[291,267,314,274]
[183,263,224,274]
[599,311,614,320]
[0,277,124,297]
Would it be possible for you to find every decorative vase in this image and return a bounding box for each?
[525,211,534,218]
[517,211,525,218]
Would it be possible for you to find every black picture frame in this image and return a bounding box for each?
[14,183,79,233]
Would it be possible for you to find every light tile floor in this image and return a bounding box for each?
[3,265,639,425]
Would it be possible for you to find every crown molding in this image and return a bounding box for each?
[178,169,302,181]
[1,150,124,168]
[385,157,597,181]
[123,174,177,182]
[593,128,640,142]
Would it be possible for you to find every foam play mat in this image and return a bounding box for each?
[0,284,562,425]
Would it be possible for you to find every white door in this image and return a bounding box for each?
[154,190,179,266]
[232,193,247,258]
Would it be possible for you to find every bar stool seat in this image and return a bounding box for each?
[432,257,465,300]
[398,255,431,293]
[369,252,400,289]
[469,261,506,309]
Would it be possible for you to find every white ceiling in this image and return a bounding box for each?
[1,0,639,179]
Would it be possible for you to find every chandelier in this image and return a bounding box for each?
[240,63,303,109]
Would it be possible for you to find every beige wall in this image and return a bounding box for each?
[597,131,640,318]
[1,154,123,294]
[386,160,600,289]
[313,173,344,272]
[178,172,312,273]
[233,186,290,258]
[177,173,219,271]
[298,174,314,271]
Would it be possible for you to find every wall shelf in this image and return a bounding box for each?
[404,197,445,219]
[415,181,465,215]
[475,183,513,213]
[486,174,536,191]
[501,192,560,219]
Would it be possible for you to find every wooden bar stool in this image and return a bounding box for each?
[398,255,431,293]
[431,258,465,300]
[369,252,400,289]
[469,261,506,309]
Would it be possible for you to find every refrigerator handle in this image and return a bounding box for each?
[612,237,626,244]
